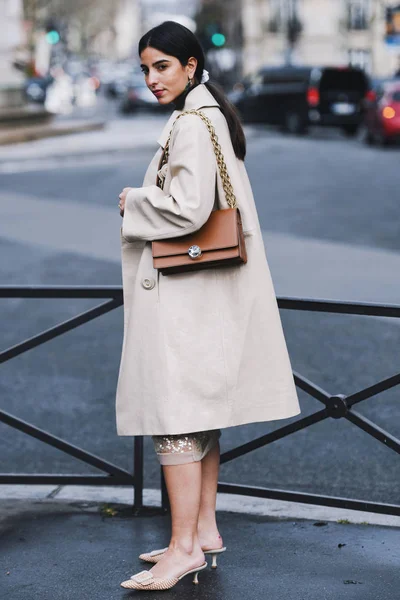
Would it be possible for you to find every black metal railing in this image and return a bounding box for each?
[0,286,141,509]
[1,286,399,516]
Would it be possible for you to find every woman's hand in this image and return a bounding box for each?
[118,187,133,217]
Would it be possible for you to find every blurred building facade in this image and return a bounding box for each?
[90,0,141,59]
[21,0,142,67]
[0,0,25,108]
[242,0,400,77]
[141,0,198,31]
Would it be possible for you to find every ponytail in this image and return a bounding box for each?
[204,82,246,161]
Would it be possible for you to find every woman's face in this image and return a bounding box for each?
[140,47,197,105]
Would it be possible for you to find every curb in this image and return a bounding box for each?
[0,122,258,159]
[0,120,105,146]
[0,104,51,126]
[1,485,399,528]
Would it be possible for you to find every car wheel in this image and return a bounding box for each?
[380,136,392,147]
[119,102,133,115]
[364,130,375,145]
[342,125,359,137]
[374,131,391,147]
[284,111,307,135]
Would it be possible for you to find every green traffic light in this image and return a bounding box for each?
[211,33,226,47]
[46,31,60,44]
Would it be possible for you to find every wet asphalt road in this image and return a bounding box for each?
[2,500,399,600]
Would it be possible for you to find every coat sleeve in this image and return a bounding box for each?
[122,114,217,241]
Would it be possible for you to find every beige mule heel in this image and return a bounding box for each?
[139,545,226,568]
[207,547,227,568]
[120,561,208,590]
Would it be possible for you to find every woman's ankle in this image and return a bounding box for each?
[197,515,218,535]
[197,524,223,548]
[168,535,203,556]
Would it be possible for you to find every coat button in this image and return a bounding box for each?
[142,277,155,290]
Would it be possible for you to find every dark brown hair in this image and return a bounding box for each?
[138,21,246,160]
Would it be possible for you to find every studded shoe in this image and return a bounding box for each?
[139,546,226,569]
[120,561,208,590]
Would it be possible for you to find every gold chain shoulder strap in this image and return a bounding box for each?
[159,109,237,209]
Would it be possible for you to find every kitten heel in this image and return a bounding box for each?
[205,546,226,569]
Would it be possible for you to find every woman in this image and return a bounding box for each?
[116,21,300,591]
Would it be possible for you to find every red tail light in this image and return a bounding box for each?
[365,89,376,102]
[382,106,396,119]
[307,87,320,106]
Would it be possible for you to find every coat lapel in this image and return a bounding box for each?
[156,84,220,149]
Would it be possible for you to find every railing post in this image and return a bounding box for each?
[133,436,144,512]
[161,467,170,512]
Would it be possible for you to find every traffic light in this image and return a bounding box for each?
[211,32,226,47]
[203,22,226,48]
[46,30,60,44]
[45,20,60,45]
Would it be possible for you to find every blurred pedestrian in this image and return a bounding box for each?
[116,20,300,592]
[74,74,97,108]
[45,67,74,114]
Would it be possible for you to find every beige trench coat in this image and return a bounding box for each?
[116,84,300,436]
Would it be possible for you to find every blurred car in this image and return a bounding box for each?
[105,63,138,98]
[364,80,400,145]
[229,65,371,136]
[24,76,53,104]
[119,78,169,114]
[106,77,130,98]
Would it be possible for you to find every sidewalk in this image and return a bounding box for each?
[0,119,105,146]
[0,116,258,162]
[0,115,162,159]
[1,486,399,600]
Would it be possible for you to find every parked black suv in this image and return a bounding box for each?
[229,65,371,135]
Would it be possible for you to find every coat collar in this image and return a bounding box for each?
[157,84,219,148]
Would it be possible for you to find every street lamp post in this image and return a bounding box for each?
[283,0,301,65]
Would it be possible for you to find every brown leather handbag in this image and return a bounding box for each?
[152,109,247,275]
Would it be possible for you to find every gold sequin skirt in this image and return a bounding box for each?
[152,429,221,465]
